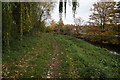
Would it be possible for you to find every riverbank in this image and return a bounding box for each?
[2,33,120,78]
[83,39,120,54]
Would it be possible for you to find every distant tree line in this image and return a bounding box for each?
[49,1,120,45]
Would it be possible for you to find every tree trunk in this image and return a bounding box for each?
[20,3,23,41]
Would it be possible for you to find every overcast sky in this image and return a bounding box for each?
[51,0,120,25]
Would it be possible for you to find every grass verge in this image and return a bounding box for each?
[2,33,120,78]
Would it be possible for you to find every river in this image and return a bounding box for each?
[84,40,120,54]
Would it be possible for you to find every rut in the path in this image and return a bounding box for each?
[44,38,61,78]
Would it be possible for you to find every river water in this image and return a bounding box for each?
[85,40,120,54]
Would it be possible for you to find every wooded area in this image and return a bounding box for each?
[3,1,120,53]
[2,1,120,79]
[2,2,54,53]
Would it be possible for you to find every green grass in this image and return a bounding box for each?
[2,33,120,78]
[3,32,54,78]
[55,34,120,78]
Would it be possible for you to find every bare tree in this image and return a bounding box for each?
[74,17,84,26]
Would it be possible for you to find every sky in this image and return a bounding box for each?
[51,0,120,25]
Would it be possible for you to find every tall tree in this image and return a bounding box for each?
[2,2,54,53]
[38,2,54,22]
[49,20,56,31]
[56,18,64,33]
[20,2,23,40]
[89,1,116,31]
[2,2,13,49]
[74,17,84,26]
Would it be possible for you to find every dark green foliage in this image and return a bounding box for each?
[2,3,13,50]
[2,2,50,53]
[35,21,46,32]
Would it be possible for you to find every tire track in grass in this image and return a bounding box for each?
[44,38,61,78]
[65,53,80,78]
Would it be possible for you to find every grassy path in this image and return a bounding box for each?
[44,38,61,78]
[2,33,120,78]
[2,33,54,78]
